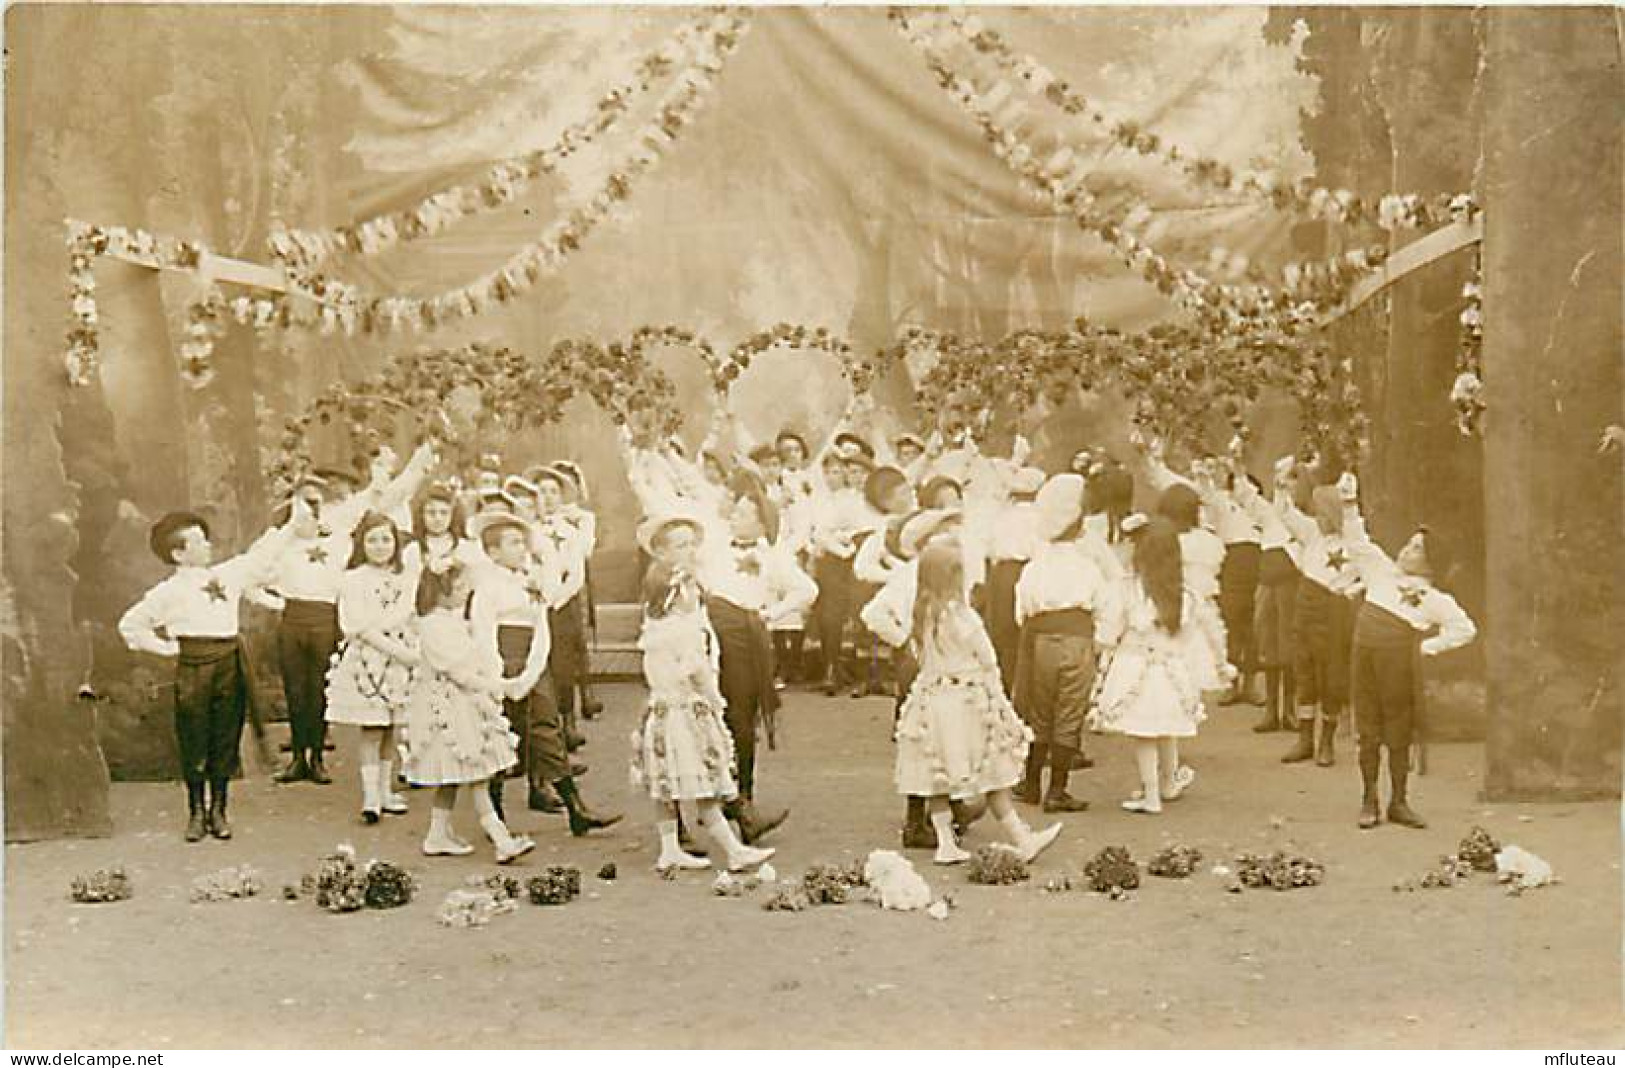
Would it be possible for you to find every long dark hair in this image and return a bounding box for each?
[415,560,465,617]
[412,484,466,547]
[910,541,967,658]
[346,510,404,572]
[1133,517,1185,634]
[1157,483,1202,534]
[1087,466,1135,543]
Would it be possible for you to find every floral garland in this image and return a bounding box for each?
[178,288,230,389]
[62,220,206,386]
[723,323,880,395]
[267,10,731,275]
[900,319,1367,463]
[267,336,685,496]
[890,10,1316,336]
[935,9,1480,237]
[1451,257,1485,436]
[272,9,751,336]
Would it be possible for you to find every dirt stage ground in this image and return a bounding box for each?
[5,683,1621,1049]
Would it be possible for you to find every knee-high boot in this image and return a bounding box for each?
[554,776,622,837]
[1281,711,1315,763]
[1253,668,1283,732]
[901,795,933,849]
[1043,747,1089,812]
[1015,742,1048,804]
[207,779,232,840]
[184,780,208,842]
[1357,741,1382,828]
[1386,750,1426,828]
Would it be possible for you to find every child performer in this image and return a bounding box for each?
[469,509,621,834]
[809,451,869,695]
[1089,516,1212,814]
[325,511,420,823]
[1236,464,1300,733]
[632,547,777,873]
[699,485,815,843]
[552,460,607,721]
[1011,475,1118,813]
[1275,462,1363,767]
[860,509,985,849]
[894,541,1062,865]
[119,510,293,840]
[401,482,483,580]
[270,444,433,786]
[1155,482,1233,698]
[526,467,591,752]
[851,465,917,698]
[401,559,535,862]
[268,475,346,787]
[1339,481,1476,829]
[982,466,1045,695]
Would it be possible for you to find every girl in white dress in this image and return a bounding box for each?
[893,541,1061,865]
[1090,517,1216,814]
[401,559,535,862]
[325,511,419,823]
[633,515,775,874]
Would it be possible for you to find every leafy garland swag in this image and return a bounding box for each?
[270,323,1366,496]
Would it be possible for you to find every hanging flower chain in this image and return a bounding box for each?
[890,10,1325,336]
[178,288,230,390]
[269,9,752,337]
[933,8,1480,236]
[266,9,734,275]
[62,220,206,387]
[1451,256,1485,437]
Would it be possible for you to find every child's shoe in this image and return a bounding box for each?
[933,840,972,865]
[655,850,711,874]
[726,844,776,872]
[422,830,475,857]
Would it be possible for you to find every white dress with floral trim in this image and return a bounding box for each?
[894,603,1032,800]
[325,566,418,727]
[400,610,519,786]
[1088,583,1211,739]
[629,606,739,802]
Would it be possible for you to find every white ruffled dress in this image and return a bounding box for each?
[1088,585,1212,739]
[894,604,1033,800]
[400,610,519,786]
[325,567,418,727]
[629,607,739,802]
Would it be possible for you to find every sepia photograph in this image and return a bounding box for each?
[2,0,1621,1053]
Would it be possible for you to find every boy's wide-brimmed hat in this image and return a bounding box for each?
[898,507,963,560]
[149,510,210,563]
[1033,474,1087,543]
[637,507,709,556]
[467,508,532,546]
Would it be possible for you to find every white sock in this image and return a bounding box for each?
[998,810,1031,845]
[931,809,969,862]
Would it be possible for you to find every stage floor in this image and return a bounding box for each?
[6,683,1621,1049]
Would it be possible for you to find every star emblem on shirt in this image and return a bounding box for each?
[1325,548,1349,572]
[202,578,228,603]
[524,580,547,606]
[1400,585,1427,609]
[305,545,329,564]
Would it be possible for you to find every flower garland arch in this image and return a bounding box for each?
[267,338,685,495]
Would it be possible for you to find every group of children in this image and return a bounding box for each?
[620,410,1479,867]
[118,407,1478,871]
[120,440,621,861]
